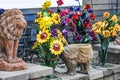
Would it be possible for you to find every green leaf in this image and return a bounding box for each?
[43,11,49,17]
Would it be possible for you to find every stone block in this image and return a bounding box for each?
[28,64,53,79]
[0,71,29,80]
[113,73,120,80]
[88,67,103,80]
[57,73,89,80]
[0,63,53,80]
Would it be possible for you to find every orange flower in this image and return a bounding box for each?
[111,15,118,23]
[102,30,110,38]
[112,31,117,37]
[103,11,110,19]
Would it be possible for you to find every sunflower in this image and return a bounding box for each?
[39,16,53,29]
[50,39,64,55]
[42,0,51,10]
[37,30,51,44]
[51,13,61,24]
[34,12,43,23]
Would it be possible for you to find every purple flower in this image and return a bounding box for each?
[74,35,82,40]
[87,30,97,41]
[51,28,58,37]
[62,29,68,36]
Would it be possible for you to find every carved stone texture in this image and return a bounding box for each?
[114,32,120,45]
[60,44,93,76]
[0,8,27,71]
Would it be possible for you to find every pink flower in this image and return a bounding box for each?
[59,11,66,17]
[64,9,70,15]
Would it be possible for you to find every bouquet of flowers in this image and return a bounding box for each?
[32,0,66,67]
[58,0,96,43]
[92,11,120,66]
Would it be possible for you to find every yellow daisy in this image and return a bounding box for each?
[39,16,53,29]
[34,12,43,23]
[37,30,51,44]
[114,24,120,32]
[42,0,51,10]
[103,11,110,19]
[51,13,61,24]
[112,31,117,37]
[50,40,64,55]
[111,15,118,23]
[102,30,110,38]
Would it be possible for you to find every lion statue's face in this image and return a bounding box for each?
[0,8,27,40]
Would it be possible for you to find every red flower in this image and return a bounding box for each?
[72,13,79,20]
[83,20,91,29]
[90,12,95,20]
[57,0,64,5]
[85,4,91,10]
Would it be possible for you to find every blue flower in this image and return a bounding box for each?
[87,9,93,13]
[70,6,80,12]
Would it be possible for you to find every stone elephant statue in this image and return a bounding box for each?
[60,44,93,75]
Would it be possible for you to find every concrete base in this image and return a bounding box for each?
[0,63,53,80]
[51,63,120,80]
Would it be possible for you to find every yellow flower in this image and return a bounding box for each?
[103,11,110,19]
[57,30,66,43]
[34,12,42,23]
[32,41,39,49]
[114,24,120,32]
[37,30,51,44]
[112,31,117,37]
[50,39,64,55]
[42,0,51,10]
[51,13,61,24]
[111,15,118,23]
[102,30,110,38]
[39,16,53,29]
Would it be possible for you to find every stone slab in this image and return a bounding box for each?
[51,63,120,80]
[0,63,53,80]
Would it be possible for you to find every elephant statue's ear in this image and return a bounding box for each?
[63,45,78,59]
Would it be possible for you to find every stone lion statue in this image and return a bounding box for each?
[0,8,27,71]
[60,44,93,75]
